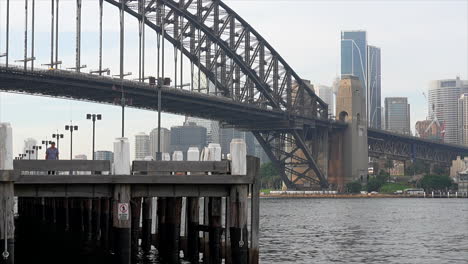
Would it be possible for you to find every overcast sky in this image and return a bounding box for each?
[0,0,467,160]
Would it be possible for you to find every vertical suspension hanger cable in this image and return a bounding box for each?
[180,13,183,90]
[55,0,59,68]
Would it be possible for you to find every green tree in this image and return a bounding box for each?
[346,181,362,194]
[405,160,429,175]
[419,175,453,192]
[259,162,282,190]
[385,160,394,174]
[366,172,389,192]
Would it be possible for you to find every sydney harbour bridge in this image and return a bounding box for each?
[0,0,467,190]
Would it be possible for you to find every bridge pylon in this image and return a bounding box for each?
[329,75,368,191]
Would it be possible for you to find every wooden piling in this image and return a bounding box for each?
[229,185,249,264]
[209,197,222,264]
[84,198,93,243]
[248,156,260,264]
[92,198,101,243]
[165,197,182,264]
[101,198,110,251]
[113,184,132,264]
[141,197,152,252]
[130,197,141,261]
[157,197,167,260]
[186,197,199,263]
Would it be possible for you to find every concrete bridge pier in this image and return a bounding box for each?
[112,138,131,264]
[0,123,14,264]
[328,76,369,191]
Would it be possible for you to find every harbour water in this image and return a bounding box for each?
[17,198,468,263]
[259,198,468,264]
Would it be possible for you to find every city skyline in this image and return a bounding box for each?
[0,0,466,158]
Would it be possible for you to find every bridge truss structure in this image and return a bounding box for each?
[0,0,334,189]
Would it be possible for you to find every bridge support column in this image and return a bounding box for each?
[335,76,368,187]
[113,138,131,264]
[328,130,344,192]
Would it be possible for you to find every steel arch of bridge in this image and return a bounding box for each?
[1,0,331,189]
[107,0,330,188]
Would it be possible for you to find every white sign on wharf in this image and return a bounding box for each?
[118,203,129,221]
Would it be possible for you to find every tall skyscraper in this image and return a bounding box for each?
[219,128,255,157]
[170,122,207,159]
[316,85,335,117]
[341,30,382,129]
[428,77,468,144]
[95,150,114,162]
[384,97,411,135]
[23,138,38,159]
[458,94,468,145]
[135,132,150,160]
[341,31,367,95]
[367,45,381,129]
[149,128,171,159]
[186,117,219,143]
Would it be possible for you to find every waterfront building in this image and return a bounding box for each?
[170,122,207,159]
[415,120,444,142]
[94,150,114,162]
[219,128,255,157]
[367,45,382,129]
[186,117,219,144]
[149,128,171,159]
[384,97,411,135]
[23,138,38,159]
[135,132,150,160]
[428,77,468,144]
[341,31,382,129]
[316,85,335,118]
[459,94,468,146]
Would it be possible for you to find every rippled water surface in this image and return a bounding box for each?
[259,198,468,264]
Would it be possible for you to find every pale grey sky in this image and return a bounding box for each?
[0,0,467,159]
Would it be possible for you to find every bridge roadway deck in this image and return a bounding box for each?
[0,66,344,130]
[368,128,468,154]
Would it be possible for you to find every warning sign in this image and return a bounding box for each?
[118,203,129,221]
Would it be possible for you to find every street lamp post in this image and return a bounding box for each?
[19,154,26,160]
[25,149,35,160]
[32,145,42,160]
[86,114,102,160]
[41,140,53,150]
[65,124,78,160]
[52,133,64,150]
[149,76,163,161]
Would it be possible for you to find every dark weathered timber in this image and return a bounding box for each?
[157,198,167,260]
[141,197,152,252]
[101,198,110,251]
[248,157,261,264]
[130,198,142,261]
[92,198,101,243]
[14,184,232,198]
[209,197,223,264]
[15,175,253,185]
[165,197,182,264]
[132,161,230,173]
[13,160,111,172]
[186,197,199,263]
[229,185,249,264]
[113,185,131,264]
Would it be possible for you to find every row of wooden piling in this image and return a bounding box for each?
[13,186,255,264]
